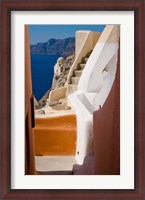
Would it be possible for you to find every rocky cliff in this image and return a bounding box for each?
[35,54,75,110]
[31,37,75,58]
[52,54,75,89]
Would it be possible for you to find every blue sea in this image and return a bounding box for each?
[31,54,60,101]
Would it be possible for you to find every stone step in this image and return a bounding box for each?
[34,126,76,156]
[71,77,80,85]
[39,171,73,175]
[35,156,77,173]
[86,51,92,57]
[82,57,89,63]
[79,63,85,70]
[68,84,78,94]
[35,114,76,127]
[84,57,89,62]
[74,70,83,77]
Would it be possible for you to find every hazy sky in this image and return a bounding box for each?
[29,25,106,45]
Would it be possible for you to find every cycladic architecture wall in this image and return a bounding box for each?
[69,25,120,165]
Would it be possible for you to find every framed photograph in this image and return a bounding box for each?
[0,0,144,199]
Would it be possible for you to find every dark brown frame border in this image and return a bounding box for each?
[0,0,144,199]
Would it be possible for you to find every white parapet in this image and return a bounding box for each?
[69,25,120,164]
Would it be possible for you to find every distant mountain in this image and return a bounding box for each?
[30,37,75,58]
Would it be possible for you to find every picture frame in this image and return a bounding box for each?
[0,0,144,199]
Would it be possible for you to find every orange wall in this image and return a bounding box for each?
[93,48,120,175]
[34,114,77,156]
[25,25,36,175]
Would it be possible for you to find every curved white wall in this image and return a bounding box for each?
[69,25,120,164]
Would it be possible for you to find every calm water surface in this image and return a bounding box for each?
[31,54,59,101]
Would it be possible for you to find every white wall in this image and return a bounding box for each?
[69,25,120,164]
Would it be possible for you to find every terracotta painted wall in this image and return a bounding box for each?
[25,25,36,175]
[93,48,120,175]
[34,114,77,156]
